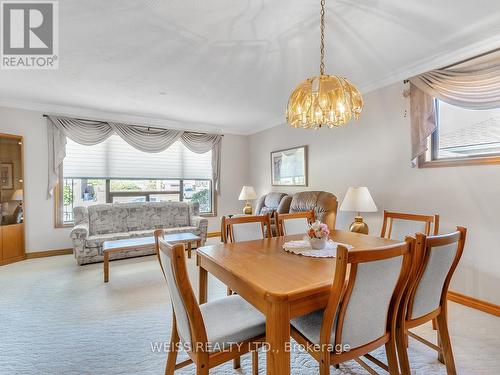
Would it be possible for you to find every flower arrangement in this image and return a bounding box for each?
[306,221,330,250]
[307,220,330,239]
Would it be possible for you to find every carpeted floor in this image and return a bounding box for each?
[1,242,498,374]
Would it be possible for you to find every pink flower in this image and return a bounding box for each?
[307,220,330,239]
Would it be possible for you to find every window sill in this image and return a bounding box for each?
[55,223,74,229]
[418,155,500,168]
[200,213,216,218]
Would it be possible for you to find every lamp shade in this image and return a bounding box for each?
[10,189,23,201]
[339,187,377,213]
[238,186,257,201]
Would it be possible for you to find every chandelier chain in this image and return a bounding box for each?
[320,0,325,75]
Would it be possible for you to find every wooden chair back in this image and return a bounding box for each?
[320,239,413,359]
[403,227,467,323]
[221,214,272,243]
[275,210,315,236]
[381,210,439,240]
[154,230,208,356]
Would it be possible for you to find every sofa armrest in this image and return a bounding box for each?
[190,215,208,244]
[255,194,266,215]
[70,220,89,243]
[277,195,292,214]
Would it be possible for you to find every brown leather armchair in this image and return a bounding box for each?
[289,191,338,230]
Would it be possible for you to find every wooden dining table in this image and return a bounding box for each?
[196,230,398,375]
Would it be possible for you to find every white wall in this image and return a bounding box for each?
[0,106,248,252]
[248,82,500,305]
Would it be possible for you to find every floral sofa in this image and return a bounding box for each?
[70,201,208,265]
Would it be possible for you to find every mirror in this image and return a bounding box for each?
[0,135,24,226]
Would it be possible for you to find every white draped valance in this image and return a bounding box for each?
[409,50,500,162]
[47,115,222,197]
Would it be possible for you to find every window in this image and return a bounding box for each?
[420,100,500,167]
[58,136,214,225]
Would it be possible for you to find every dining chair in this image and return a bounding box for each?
[381,210,440,330]
[154,230,265,375]
[290,238,414,375]
[381,210,439,240]
[275,210,315,236]
[221,214,272,243]
[221,214,272,320]
[396,227,467,375]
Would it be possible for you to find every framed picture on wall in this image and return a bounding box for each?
[271,145,308,186]
[1,163,13,189]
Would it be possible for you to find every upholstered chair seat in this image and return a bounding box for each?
[291,309,333,345]
[200,294,266,351]
[156,232,265,374]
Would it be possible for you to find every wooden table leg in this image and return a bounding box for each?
[187,242,192,259]
[104,251,109,283]
[266,302,291,375]
[195,240,202,266]
[199,265,207,304]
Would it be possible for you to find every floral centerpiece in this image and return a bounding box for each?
[306,221,330,249]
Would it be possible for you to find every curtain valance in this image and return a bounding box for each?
[409,50,500,162]
[47,115,222,197]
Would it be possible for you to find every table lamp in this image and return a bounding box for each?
[11,189,23,202]
[339,187,377,234]
[10,189,24,224]
[238,186,256,215]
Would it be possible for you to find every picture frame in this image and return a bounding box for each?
[0,162,13,190]
[271,145,308,186]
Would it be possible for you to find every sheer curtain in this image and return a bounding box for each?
[409,50,500,162]
[47,115,222,197]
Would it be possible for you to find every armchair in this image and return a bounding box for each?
[254,192,291,216]
[289,191,338,230]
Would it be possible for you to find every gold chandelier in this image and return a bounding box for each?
[286,0,363,129]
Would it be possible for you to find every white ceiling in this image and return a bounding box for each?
[0,0,499,134]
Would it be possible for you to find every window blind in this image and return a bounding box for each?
[64,135,212,179]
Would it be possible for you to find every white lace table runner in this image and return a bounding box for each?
[282,239,353,258]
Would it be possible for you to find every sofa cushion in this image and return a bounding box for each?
[88,205,116,235]
[163,226,200,236]
[127,229,155,238]
[264,192,286,210]
[259,206,275,216]
[85,232,131,248]
[127,226,200,239]
[124,204,149,231]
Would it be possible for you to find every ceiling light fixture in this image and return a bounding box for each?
[286,0,363,129]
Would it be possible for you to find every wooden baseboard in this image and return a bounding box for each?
[207,231,221,238]
[0,254,26,266]
[448,290,500,317]
[25,248,73,259]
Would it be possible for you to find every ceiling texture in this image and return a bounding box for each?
[0,0,499,134]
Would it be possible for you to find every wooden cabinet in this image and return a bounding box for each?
[0,223,25,265]
[0,133,25,265]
